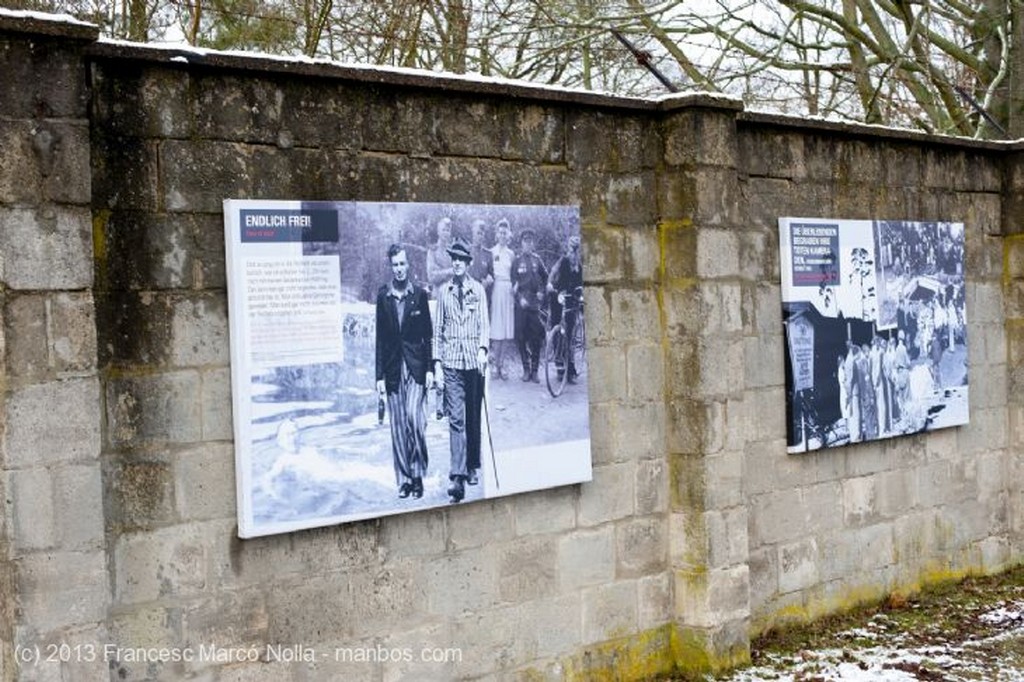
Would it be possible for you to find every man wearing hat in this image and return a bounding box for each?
[511,228,548,383]
[433,237,490,503]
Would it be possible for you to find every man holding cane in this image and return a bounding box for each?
[433,238,490,504]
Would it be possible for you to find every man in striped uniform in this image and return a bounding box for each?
[376,244,434,500]
[433,238,490,504]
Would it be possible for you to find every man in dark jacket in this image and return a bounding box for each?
[511,229,547,382]
[547,234,583,383]
[376,244,434,500]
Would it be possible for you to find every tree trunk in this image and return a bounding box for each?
[188,0,202,45]
[128,0,148,42]
[445,0,470,74]
[843,0,882,123]
[1009,0,1024,137]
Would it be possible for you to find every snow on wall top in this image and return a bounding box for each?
[0,7,99,39]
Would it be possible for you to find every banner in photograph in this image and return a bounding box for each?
[225,200,592,537]
[779,217,969,454]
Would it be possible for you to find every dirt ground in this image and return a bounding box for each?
[691,566,1024,681]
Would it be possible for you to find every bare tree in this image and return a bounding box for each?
[6,0,1023,137]
[302,0,332,57]
[655,0,1020,137]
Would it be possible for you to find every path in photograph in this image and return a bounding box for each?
[248,349,590,526]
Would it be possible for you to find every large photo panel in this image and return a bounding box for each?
[779,217,968,454]
[225,200,592,537]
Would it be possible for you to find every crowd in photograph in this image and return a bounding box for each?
[835,221,968,443]
[421,216,583,384]
[878,220,964,281]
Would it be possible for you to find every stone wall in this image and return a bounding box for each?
[85,34,678,682]
[734,117,1015,632]
[0,11,1022,682]
[0,15,112,682]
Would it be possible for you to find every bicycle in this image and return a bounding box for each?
[544,287,586,398]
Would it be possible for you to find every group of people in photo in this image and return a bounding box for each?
[837,278,966,443]
[837,334,907,443]
[375,216,583,504]
[831,219,968,445]
[785,219,968,454]
[878,220,964,282]
[896,288,966,381]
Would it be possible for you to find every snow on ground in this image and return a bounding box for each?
[712,603,1024,682]
[978,601,1024,627]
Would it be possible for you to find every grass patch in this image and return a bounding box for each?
[658,564,1024,681]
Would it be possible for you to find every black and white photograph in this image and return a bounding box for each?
[225,200,592,537]
[779,217,969,454]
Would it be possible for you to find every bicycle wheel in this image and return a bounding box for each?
[570,316,586,381]
[545,327,568,398]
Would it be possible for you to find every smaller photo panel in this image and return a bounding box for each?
[779,217,968,454]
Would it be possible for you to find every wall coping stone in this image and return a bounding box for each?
[86,40,747,115]
[739,110,1018,152]
[0,10,99,41]
[82,39,1024,152]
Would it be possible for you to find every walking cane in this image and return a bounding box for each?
[480,369,500,490]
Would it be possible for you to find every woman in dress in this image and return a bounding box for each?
[489,218,516,379]
[837,354,850,442]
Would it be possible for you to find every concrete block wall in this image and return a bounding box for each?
[1,12,1023,681]
[736,116,1017,632]
[85,40,678,681]
[0,15,111,682]
[1007,151,1024,590]
[658,104,754,674]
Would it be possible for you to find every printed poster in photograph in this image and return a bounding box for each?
[225,200,592,537]
[779,217,968,454]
